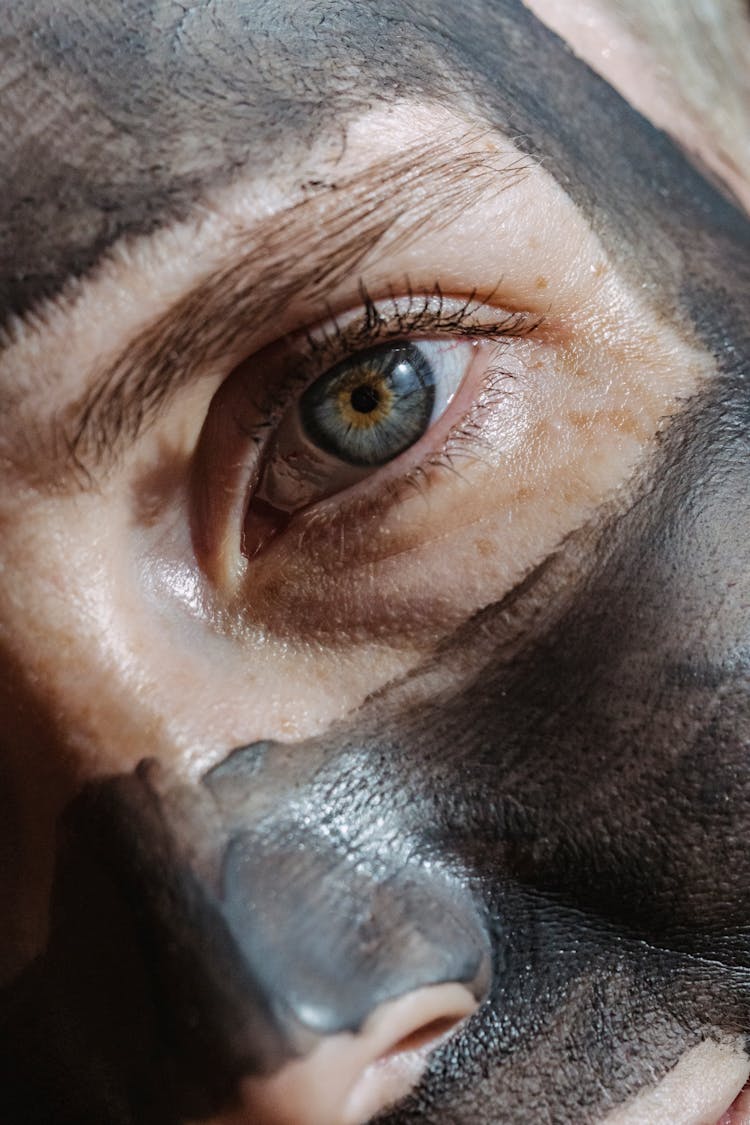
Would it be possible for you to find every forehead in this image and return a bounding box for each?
[2,0,468,325]
[2,0,749,335]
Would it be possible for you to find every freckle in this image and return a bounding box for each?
[475,538,494,558]
[604,408,640,436]
[535,276,548,290]
[569,407,641,437]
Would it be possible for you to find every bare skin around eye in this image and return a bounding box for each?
[0,108,708,807]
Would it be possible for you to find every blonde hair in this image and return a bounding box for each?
[610,0,750,191]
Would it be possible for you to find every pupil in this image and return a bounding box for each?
[350,384,380,414]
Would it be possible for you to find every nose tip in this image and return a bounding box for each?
[220,827,492,1049]
[210,824,490,1122]
[210,983,479,1125]
[338,983,478,1125]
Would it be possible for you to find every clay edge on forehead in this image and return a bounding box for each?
[2,0,749,339]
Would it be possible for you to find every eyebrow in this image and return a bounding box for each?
[42,134,528,486]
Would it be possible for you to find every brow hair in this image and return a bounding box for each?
[56,135,528,486]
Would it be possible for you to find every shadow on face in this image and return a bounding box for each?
[0,1,749,1123]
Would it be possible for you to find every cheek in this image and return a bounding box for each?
[0,487,424,786]
[0,494,429,971]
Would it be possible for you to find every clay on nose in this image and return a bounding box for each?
[219,828,492,1051]
[205,983,479,1125]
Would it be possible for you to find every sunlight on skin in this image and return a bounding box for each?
[1,3,749,1122]
[522,0,750,213]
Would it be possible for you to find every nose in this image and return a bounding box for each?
[210,810,490,1124]
[0,752,491,1125]
[221,982,478,1125]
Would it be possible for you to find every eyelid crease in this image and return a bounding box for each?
[55,133,532,490]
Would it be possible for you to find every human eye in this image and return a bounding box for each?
[192,286,539,601]
[246,332,484,558]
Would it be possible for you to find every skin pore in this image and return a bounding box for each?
[0,1,749,1123]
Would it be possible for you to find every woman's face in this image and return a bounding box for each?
[0,2,749,1122]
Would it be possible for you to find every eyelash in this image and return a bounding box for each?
[213,282,541,566]
[275,282,531,395]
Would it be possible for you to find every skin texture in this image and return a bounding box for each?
[0,1,749,1123]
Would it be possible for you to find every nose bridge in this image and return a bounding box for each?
[0,743,492,1124]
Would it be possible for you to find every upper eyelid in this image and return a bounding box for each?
[233,286,540,429]
[306,285,541,351]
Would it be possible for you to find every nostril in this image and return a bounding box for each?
[381,1012,467,1059]
[230,983,479,1125]
[342,983,479,1125]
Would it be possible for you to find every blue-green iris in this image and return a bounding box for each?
[300,342,436,467]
